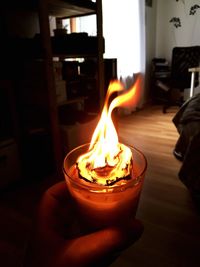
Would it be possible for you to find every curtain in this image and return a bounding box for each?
[76,0,146,111]
[102,0,146,111]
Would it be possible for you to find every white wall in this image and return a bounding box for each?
[156,0,200,62]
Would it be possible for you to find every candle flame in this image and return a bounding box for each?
[77,76,141,186]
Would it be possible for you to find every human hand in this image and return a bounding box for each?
[24,181,143,267]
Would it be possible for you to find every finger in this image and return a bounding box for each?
[38,182,70,219]
[38,182,73,225]
[40,182,89,240]
[40,181,75,218]
[46,181,71,203]
[61,219,144,267]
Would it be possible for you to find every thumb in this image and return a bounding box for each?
[61,219,143,267]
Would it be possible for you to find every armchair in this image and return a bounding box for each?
[157,46,200,113]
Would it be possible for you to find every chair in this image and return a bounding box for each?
[157,46,200,113]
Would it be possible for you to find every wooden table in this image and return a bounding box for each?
[188,66,200,97]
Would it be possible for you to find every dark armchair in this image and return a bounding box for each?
[157,46,200,113]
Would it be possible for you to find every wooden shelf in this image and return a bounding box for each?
[53,53,98,58]
[2,0,103,177]
[2,35,102,60]
[57,96,88,107]
[3,0,96,19]
[48,0,96,18]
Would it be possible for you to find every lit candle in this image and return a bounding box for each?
[63,78,147,230]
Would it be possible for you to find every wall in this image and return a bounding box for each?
[156,0,200,62]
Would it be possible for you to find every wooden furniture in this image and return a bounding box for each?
[39,0,104,175]
[0,80,21,187]
[1,0,104,178]
[188,66,200,98]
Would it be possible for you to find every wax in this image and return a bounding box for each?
[63,144,147,230]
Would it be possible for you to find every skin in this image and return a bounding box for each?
[24,181,143,267]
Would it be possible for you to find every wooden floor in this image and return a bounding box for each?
[111,105,200,267]
[0,105,200,267]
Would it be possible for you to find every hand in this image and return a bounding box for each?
[24,181,143,267]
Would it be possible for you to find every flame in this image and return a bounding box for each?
[77,76,141,186]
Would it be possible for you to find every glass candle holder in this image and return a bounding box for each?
[63,143,147,230]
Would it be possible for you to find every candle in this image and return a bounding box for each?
[63,143,146,230]
[63,78,147,230]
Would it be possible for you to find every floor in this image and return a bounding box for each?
[111,105,200,267]
[0,104,200,267]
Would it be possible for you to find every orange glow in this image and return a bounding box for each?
[77,77,141,186]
